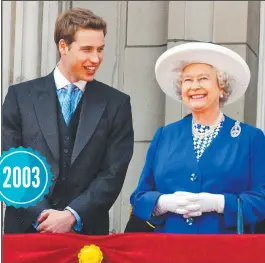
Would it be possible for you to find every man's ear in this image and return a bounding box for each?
[58,39,69,56]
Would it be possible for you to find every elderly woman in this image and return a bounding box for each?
[129,42,265,234]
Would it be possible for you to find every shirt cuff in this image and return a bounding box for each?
[65,206,83,232]
[32,209,47,228]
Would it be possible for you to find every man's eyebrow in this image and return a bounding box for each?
[79,44,105,49]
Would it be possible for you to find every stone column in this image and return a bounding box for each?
[2,1,12,98]
[12,1,42,84]
[257,1,265,131]
[120,1,169,232]
[245,1,261,126]
[41,1,61,75]
[3,1,63,89]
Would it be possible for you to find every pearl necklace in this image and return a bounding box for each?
[192,112,224,139]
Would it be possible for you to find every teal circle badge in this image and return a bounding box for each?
[0,147,52,208]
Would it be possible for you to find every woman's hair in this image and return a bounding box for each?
[174,65,234,105]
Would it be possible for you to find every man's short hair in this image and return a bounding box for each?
[54,8,107,49]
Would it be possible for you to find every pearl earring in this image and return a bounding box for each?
[220,94,223,98]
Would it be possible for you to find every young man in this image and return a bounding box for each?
[3,8,134,235]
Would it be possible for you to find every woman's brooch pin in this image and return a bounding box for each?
[231,120,241,138]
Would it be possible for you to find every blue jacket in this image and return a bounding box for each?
[130,115,265,234]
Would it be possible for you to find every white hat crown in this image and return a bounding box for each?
[155,42,251,105]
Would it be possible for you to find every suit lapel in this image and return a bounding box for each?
[32,72,60,162]
[71,81,107,165]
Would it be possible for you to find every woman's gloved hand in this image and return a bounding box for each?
[154,192,202,215]
[183,192,225,218]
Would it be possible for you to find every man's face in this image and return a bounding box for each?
[59,29,105,82]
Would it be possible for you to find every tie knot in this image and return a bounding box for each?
[66,83,76,93]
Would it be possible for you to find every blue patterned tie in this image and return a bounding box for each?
[57,84,83,126]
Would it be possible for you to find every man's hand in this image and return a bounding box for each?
[36,210,76,233]
[38,209,57,224]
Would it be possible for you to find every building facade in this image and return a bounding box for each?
[2,1,265,233]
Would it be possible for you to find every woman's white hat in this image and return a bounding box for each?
[155,42,251,105]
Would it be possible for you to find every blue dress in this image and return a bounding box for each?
[130,115,265,234]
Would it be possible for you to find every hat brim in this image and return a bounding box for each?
[155,42,251,105]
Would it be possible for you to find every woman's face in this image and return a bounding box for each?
[181,63,223,113]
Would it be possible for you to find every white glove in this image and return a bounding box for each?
[183,193,225,218]
[154,193,201,215]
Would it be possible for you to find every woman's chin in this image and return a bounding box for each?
[188,102,208,111]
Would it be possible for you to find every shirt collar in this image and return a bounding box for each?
[53,66,87,92]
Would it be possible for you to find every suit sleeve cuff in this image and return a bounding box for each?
[65,206,83,232]
[133,191,163,220]
[223,193,238,227]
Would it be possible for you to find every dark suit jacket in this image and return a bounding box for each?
[124,213,154,233]
[3,72,134,235]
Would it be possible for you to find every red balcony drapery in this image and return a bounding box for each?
[3,233,265,263]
